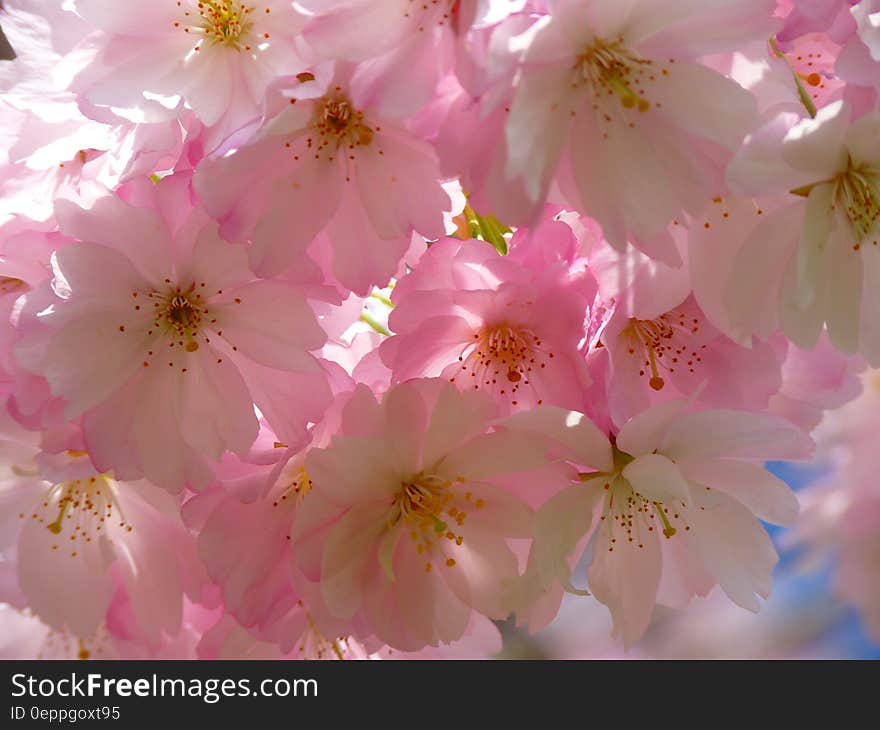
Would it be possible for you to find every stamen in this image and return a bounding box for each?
[598,446,690,552]
[189,1,255,49]
[576,37,657,113]
[834,157,880,246]
[655,504,677,538]
[22,476,133,558]
[451,323,551,406]
[387,473,470,565]
[271,466,313,509]
[621,312,706,391]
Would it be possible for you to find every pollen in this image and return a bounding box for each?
[0,276,27,294]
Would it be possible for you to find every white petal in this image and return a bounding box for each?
[616,399,687,457]
[685,490,778,612]
[677,457,799,525]
[623,453,691,505]
[661,409,814,461]
[587,515,661,648]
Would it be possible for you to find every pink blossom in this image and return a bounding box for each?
[184,382,361,653]
[499,0,777,261]
[501,401,813,646]
[379,236,594,412]
[0,418,208,641]
[586,231,787,424]
[70,0,308,139]
[291,379,549,650]
[298,0,468,118]
[780,33,847,109]
[194,65,449,294]
[13,189,331,490]
[2,0,879,659]
[593,295,786,426]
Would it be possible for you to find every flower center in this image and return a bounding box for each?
[620,311,705,391]
[835,160,880,250]
[586,447,691,552]
[173,1,273,53]
[124,279,246,372]
[20,474,131,559]
[450,324,553,407]
[601,477,687,551]
[388,473,483,573]
[199,1,252,45]
[153,285,207,352]
[168,296,200,329]
[282,92,376,174]
[575,37,656,112]
[313,95,374,151]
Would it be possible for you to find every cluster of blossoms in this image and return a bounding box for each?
[0,0,877,659]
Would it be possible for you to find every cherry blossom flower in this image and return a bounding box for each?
[0,417,208,640]
[499,0,777,261]
[769,331,865,430]
[71,0,308,139]
[13,190,331,490]
[587,235,786,424]
[291,378,550,650]
[194,64,449,294]
[379,236,593,412]
[726,100,880,364]
[184,380,360,651]
[501,401,813,646]
[592,295,786,426]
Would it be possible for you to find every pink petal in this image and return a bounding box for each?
[499,406,614,472]
[214,281,326,370]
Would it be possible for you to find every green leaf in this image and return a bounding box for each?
[462,202,511,255]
